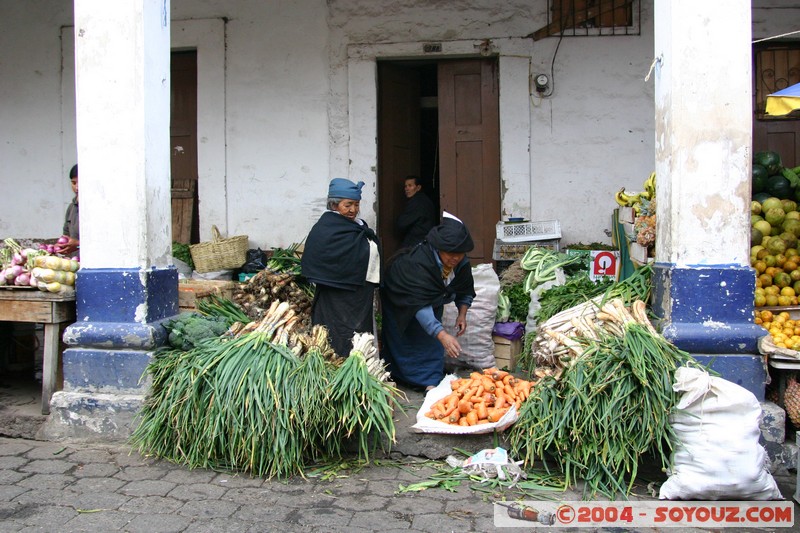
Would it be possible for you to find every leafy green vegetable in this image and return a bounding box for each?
[533,273,612,324]
[501,282,532,323]
[172,242,194,270]
[162,312,229,350]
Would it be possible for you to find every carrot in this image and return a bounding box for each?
[441,404,458,418]
[448,411,461,424]
[476,418,490,424]
[462,386,478,402]
[456,380,472,394]
[458,400,472,414]
[494,395,507,409]
[504,384,517,400]
[482,392,496,404]
[487,407,509,423]
[458,417,469,426]
[465,410,479,426]
[470,371,483,380]
[425,411,437,419]
[482,368,496,376]
[492,369,509,381]
[481,377,496,392]
[475,401,489,420]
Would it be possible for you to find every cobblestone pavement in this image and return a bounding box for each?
[0,436,797,533]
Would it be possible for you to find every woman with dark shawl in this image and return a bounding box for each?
[301,178,381,357]
[381,212,476,390]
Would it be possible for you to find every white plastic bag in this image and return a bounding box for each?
[659,366,782,500]
[525,267,566,333]
[443,263,499,371]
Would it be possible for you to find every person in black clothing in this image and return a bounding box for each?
[381,212,475,390]
[396,175,437,248]
[56,164,80,256]
[301,178,381,357]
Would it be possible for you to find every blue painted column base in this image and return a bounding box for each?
[692,354,766,401]
[651,263,766,399]
[43,267,179,441]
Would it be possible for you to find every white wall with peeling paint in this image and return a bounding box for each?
[0,0,796,252]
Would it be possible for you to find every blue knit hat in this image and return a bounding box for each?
[328,178,364,200]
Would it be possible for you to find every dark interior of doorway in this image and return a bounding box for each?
[418,62,441,213]
[377,60,441,261]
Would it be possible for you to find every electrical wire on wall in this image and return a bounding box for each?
[530,24,564,104]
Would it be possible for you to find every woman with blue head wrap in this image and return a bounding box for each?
[301,178,381,357]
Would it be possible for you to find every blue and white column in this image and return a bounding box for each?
[43,0,178,439]
[651,0,765,398]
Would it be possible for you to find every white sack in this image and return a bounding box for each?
[443,263,499,371]
[659,366,782,501]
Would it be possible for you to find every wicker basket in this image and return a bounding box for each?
[189,225,249,273]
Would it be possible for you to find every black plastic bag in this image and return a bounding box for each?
[241,248,268,273]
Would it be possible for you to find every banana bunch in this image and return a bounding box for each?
[614,172,656,214]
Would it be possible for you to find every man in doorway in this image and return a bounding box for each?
[396,175,437,249]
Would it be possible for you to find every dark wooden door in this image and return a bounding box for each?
[170,51,199,244]
[377,63,421,260]
[438,59,500,265]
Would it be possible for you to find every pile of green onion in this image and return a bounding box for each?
[130,301,401,477]
[509,299,696,499]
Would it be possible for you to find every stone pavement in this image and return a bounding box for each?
[0,384,798,532]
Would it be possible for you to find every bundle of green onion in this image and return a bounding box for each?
[130,301,401,478]
[509,299,695,499]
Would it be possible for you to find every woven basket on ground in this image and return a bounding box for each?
[189,225,249,273]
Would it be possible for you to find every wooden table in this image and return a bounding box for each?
[0,289,76,414]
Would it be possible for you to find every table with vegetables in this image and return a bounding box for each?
[0,238,79,414]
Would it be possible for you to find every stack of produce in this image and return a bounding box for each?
[751,151,800,202]
[614,172,657,251]
[132,299,399,477]
[0,238,79,293]
[750,195,800,307]
[231,269,313,329]
[516,265,652,371]
[754,309,800,351]
[510,298,695,498]
[424,368,533,426]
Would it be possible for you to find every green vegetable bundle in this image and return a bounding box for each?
[509,299,695,499]
[162,312,230,351]
[172,241,194,270]
[132,301,401,478]
[519,247,583,293]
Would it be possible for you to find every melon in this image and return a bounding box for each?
[762,197,784,212]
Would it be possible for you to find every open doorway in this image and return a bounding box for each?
[377,58,500,264]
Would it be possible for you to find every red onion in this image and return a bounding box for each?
[14,273,30,286]
[57,236,70,245]
[47,244,56,254]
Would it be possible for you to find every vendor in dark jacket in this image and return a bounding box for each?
[301,178,381,357]
[56,164,80,256]
[381,212,475,390]
[396,175,437,248]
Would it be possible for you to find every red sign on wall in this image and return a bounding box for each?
[591,251,619,281]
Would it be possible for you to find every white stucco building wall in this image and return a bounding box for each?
[0,0,796,250]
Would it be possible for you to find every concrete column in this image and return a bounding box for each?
[43,0,178,441]
[652,0,765,398]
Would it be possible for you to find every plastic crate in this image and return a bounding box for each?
[495,219,561,243]
[493,239,561,260]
